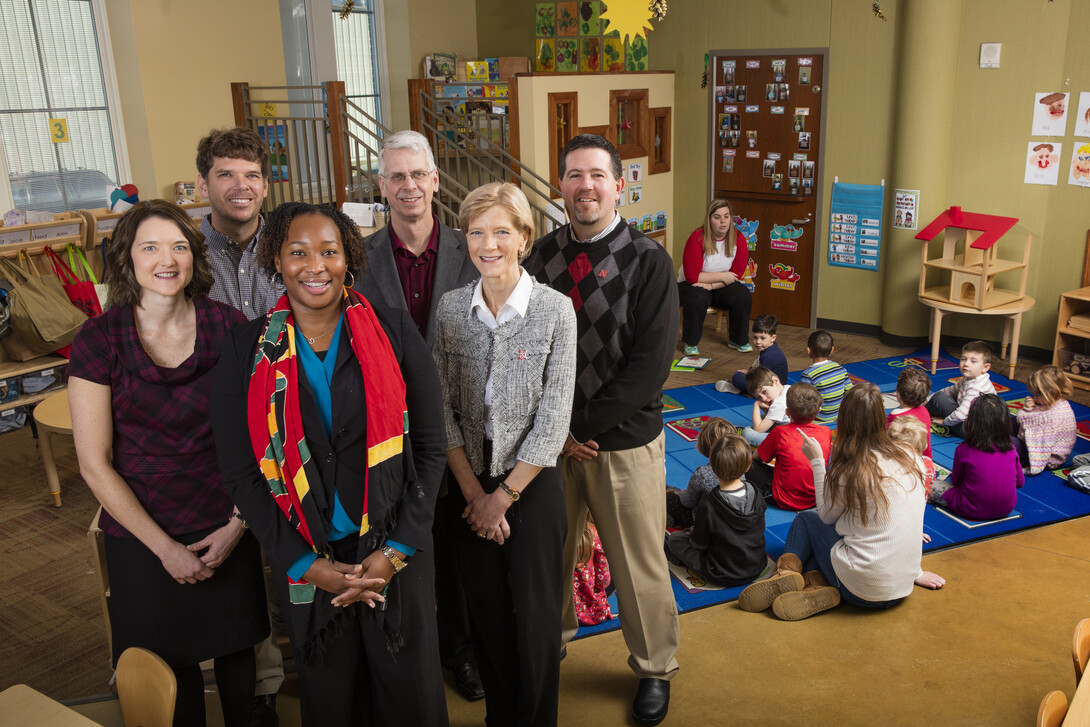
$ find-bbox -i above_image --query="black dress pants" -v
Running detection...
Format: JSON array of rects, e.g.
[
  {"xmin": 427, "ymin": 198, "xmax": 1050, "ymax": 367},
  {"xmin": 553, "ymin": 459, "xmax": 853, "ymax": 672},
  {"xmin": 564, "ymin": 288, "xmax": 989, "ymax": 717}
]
[
  {"xmin": 448, "ymin": 447, "xmax": 567, "ymax": 727},
  {"xmin": 677, "ymin": 280, "xmax": 752, "ymax": 347}
]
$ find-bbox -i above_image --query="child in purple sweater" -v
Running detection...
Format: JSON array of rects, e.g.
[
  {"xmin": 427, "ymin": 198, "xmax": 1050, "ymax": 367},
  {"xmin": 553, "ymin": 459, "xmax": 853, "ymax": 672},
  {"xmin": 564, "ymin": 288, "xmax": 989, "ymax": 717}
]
[{"xmin": 929, "ymin": 394, "xmax": 1023, "ymax": 520}]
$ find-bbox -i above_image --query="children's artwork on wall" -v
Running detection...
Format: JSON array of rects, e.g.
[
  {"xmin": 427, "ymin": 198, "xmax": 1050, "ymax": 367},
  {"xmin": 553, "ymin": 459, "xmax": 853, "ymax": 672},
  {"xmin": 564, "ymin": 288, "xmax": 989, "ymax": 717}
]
[
  {"xmin": 762, "ymin": 159, "xmax": 774, "ymax": 177},
  {"xmin": 735, "ymin": 85, "xmax": 747, "ymax": 103},
  {"xmin": 722, "ymin": 149, "xmax": 734, "ymax": 173},
  {"xmin": 580, "ymin": 37, "xmax": 601, "ymax": 71},
  {"xmin": 787, "ymin": 160, "xmax": 800, "ymax": 178},
  {"xmin": 640, "ymin": 213, "xmax": 653, "ymax": 231},
  {"xmin": 798, "ymin": 132, "xmax": 811, "ymax": 150},
  {"xmin": 799, "ymin": 66, "xmax": 811, "ymax": 85},
  {"xmin": 1025, "ymin": 141, "xmax": 1061, "ymax": 185},
  {"xmin": 628, "ymin": 184, "xmax": 642, "ymax": 204},
  {"xmin": 536, "ymin": 3, "xmax": 557, "ymax": 36},
  {"xmin": 771, "ymin": 173, "xmax": 783, "ymax": 191},
  {"xmin": 1032, "ymin": 92, "xmax": 1068, "ymax": 136},
  {"xmin": 715, "ymin": 86, "xmax": 726, "ymax": 104},
  {"xmin": 722, "ymin": 60, "xmax": 735, "ymax": 84},
  {"xmin": 655, "ymin": 210, "xmax": 667, "ymax": 229},
  {"xmin": 579, "ymin": 1, "xmax": 602, "ymax": 35},
  {"xmin": 603, "ymin": 37, "xmax": 624, "ymax": 71},
  {"xmin": 557, "ymin": 2, "xmax": 578, "ymax": 35},
  {"xmin": 625, "ymin": 36, "xmax": 648, "ymax": 71},
  {"xmin": 1075, "ymin": 93, "xmax": 1090, "ymax": 138},
  {"xmin": 1069, "ymin": 143, "xmax": 1090, "ymax": 188},
  {"xmin": 555, "ymin": 38, "xmax": 578, "ymax": 72},
  {"xmin": 628, "ymin": 162, "xmax": 643, "ymax": 182},
  {"xmin": 536, "ymin": 39, "xmax": 555, "ymax": 71}
]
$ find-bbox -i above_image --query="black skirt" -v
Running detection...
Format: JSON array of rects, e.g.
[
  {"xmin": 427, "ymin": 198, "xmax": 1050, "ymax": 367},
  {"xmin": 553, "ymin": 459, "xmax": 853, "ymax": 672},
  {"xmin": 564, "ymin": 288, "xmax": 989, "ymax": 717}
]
[{"xmin": 104, "ymin": 525, "xmax": 270, "ymax": 666}]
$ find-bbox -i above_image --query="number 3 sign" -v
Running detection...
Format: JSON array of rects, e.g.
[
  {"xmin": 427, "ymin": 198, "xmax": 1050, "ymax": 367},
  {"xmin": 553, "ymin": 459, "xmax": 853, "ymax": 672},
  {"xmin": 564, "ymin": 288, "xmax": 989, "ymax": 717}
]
[{"xmin": 48, "ymin": 118, "xmax": 69, "ymax": 143}]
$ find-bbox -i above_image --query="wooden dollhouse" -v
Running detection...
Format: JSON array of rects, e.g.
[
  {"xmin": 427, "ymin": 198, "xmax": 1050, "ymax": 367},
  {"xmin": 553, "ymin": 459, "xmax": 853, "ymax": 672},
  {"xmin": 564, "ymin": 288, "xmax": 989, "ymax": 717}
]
[{"xmin": 915, "ymin": 206, "xmax": 1030, "ymax": 310}]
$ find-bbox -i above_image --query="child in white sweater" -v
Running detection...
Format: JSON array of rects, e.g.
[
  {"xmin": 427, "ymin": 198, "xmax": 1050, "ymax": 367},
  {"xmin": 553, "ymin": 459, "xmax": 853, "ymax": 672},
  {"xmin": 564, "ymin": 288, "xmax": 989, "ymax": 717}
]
[{"xmin": 738, "ymin": 383, "xmax": 945, "ymax": 620}]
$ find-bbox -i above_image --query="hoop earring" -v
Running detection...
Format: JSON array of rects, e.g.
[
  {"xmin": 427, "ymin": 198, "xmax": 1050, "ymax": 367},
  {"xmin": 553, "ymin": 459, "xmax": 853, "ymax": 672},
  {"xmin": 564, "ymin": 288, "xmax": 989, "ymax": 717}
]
[
  {"xmin": 272, "ymin": 272, "xmax": 283, "ymax": 286},
  {"xmin": 345, "ymin": 270, "xmax": 356, "ymax": 288}
]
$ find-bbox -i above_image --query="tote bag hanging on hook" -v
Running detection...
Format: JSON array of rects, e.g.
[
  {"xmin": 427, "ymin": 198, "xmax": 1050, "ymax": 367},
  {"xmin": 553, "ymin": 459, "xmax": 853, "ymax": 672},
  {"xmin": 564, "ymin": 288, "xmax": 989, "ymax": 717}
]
[{"xmin": 0, "ymin": 252, "xmax": 88, "ymax": 361}]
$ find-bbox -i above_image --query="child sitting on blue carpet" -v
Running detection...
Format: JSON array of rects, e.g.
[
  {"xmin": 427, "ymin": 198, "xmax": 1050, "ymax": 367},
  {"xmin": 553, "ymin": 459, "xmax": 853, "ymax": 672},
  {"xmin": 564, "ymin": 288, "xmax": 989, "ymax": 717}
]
[
  {"xmin": 665, "ymin": 433, "xmax": 768, "ymax": 588},
  {"xmin": 800, "ymin": 330, "xmax": 848, "ymax": 426},
  {"xmin": 1012, "ymin": 365, "xmax": 1077, "ymax": 476},
  {"xmin": 738, "ymin": 383, "xmax": 944, "ymax": 621},
  {"xmin": 716, "ymin": 314, "xmax": 788, "ymax": 395},
  {"xmin": 887, "ymin": 367, "xmax": 933, "ymax": 459},
  {"xmin": 666, "ymin": 417, "xmax": 735, "ymax": 528},
  {"xmin": 746, "ymin": 383, "xmax": 832, "ymax": 510},
  {"xmin": 926, "ymin": 340, "xmax": 996, "ymax": 438},
  {"xmin": 929, "ymin": 394, "xmax": 1023, "ymax": 521},
  {"xmin": 740, "ymin": 367, "xmax": 791, "ymax": 446}
]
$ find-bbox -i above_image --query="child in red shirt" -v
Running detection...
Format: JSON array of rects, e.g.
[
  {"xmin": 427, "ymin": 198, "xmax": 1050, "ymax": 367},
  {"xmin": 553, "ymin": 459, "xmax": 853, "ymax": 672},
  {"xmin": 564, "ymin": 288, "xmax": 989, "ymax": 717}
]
[
  {"xmin": 746, "ymin": 383, "xmax": 833, "ymax": 510},
  {"xmin": 886, "ymin": 367, "xmax": 932, "ymax": 459}
]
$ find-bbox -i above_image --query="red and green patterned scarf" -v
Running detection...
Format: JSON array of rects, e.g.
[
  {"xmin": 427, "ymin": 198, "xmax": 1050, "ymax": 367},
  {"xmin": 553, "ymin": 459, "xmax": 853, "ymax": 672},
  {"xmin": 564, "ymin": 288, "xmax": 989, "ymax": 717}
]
[{"xmin": 246, "ymin": 287, "xmax": 407, "ymax": 605}]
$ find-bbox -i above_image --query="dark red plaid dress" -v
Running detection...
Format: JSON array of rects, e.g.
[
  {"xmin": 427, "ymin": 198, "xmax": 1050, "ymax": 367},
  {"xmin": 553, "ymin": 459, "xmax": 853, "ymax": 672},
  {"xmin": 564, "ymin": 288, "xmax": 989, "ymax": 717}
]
[
  {"xmin": 69, "ymin": 297, "xmax": 246, "ymax": 538},
  {"xmin": 68, "ymin": 297, "xmax": 268, "ymax": 665}
]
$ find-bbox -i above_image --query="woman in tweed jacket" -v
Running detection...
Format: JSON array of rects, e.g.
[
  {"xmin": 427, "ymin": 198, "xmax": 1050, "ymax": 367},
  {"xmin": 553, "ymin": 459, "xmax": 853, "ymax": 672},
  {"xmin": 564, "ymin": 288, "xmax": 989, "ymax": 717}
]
[{"xmin": 433, "ymin": 182, "xmax": 576, "ymax": 727}]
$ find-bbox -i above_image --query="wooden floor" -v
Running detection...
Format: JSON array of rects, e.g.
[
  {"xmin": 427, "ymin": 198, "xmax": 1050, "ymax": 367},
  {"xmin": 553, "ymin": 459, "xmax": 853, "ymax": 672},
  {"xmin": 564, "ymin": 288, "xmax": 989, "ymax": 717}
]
[{"xmin": 45, "ymin": 323, "xmax": 1090, "ymax": 725}]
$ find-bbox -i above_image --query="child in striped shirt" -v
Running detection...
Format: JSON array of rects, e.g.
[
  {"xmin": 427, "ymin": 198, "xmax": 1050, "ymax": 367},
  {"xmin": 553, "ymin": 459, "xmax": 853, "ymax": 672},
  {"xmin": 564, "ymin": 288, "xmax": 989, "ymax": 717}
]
[{"xmin": 800, "ymin": 330, "xmax": 848, "ymax": 426}]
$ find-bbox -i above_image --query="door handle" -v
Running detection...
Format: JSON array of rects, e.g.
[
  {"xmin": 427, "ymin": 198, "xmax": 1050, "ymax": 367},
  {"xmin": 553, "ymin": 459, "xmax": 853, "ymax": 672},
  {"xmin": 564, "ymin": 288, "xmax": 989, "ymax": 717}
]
[{"xmin": 791, "ymin": 218, "xmax": 811, "ymax": 226}]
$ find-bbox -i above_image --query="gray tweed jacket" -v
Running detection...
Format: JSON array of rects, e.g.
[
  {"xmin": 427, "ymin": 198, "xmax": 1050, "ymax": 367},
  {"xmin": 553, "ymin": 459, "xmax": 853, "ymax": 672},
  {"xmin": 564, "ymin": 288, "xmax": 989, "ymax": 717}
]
[{"xmin": 433, "ymin": 278, "xmax": 576, "ymax": 477}]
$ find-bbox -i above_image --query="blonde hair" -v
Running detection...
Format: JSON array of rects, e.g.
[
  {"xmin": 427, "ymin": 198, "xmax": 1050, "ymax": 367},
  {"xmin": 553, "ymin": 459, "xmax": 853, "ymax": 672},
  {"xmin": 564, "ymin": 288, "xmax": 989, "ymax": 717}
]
[
  {"xmin": 701, "ymin": 198, "xmax": 738, "ymax": 258},
  {"xmin": 1027, "ymin": 365, "xmax": 1073, "ymax": 409},
  {"xmin": 888, "ymin": 415, "xmax": 928, "ymax": 455},
  {"xmin": 696, "ymin": 417, "xmax": 733, "ymax": 457},
  {"xmin": 576, "ymin": 517, "xmax": 597, "ymax": 566},
  {"xmin": 458, "ymin": 182, "xmax": 536, "ymax": 259},
  {"xmin": 827, "ymin": 383, "xmax": 923, "ymax": 528}
]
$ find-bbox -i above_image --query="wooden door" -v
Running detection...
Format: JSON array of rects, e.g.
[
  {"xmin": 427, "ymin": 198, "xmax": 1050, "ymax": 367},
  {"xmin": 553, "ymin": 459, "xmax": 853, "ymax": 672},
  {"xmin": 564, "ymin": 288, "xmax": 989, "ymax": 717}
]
[{"xmin": 709, "ymin": 51, "xmax": 825, "ymax": 328}]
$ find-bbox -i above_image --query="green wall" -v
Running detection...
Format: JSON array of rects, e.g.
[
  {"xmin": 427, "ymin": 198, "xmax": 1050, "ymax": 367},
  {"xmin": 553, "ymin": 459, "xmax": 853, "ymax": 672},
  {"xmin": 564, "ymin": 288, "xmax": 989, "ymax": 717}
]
[{"xmin": 475, "ymin": 0, "xmax": 1090, "ymax": 353}]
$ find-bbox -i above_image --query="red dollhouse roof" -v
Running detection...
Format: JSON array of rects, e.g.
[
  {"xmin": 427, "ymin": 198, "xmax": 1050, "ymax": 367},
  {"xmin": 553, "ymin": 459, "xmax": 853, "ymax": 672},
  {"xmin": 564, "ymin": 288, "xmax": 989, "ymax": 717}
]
[{"xmin": 914, "ymin": 206, "xmax": 1019, "ymax": 249}]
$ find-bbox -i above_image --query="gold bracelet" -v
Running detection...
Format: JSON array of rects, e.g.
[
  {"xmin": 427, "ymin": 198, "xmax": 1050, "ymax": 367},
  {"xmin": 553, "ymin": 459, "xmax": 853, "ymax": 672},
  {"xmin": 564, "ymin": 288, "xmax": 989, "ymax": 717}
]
[{"xmin": 381, "ymin": 546, "xmax": 408, "ymax": 573}]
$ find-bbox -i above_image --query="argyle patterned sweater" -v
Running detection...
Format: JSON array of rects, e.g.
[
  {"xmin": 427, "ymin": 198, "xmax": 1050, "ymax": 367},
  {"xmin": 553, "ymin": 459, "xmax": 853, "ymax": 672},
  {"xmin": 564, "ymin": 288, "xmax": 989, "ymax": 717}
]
[{"xmin": 524, "ymin": 221, "xmax": 678, "ymax": 451}]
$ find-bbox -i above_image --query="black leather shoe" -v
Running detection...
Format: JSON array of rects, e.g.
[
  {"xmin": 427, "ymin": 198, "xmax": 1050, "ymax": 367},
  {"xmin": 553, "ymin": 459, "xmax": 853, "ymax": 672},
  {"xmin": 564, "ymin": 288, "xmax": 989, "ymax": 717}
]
[
  {"xmin": 632, "ymin": 678, "xmax": 670, "ymax": 726},
  {"xmin": 449, "ymin": 661, "xmax": 485, "ymax": 701},
  {"xmin": 251, "ymin": 693, "xmax": 279, "ymax": 727}
]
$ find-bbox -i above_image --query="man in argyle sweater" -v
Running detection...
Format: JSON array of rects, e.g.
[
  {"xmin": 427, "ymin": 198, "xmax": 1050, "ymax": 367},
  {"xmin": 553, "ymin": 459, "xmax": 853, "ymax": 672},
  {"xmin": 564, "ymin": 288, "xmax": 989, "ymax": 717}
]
[{"xmin": 523, "ymin": 134, "xmax": 680, "ymax": 727}]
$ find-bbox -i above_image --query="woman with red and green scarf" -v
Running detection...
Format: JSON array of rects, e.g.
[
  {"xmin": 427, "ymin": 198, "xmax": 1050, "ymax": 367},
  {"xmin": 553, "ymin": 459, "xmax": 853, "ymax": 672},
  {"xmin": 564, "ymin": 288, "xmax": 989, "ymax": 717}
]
[{"xmin": 212, "ymin": 202, "xmax": 448, "ymax": 726}]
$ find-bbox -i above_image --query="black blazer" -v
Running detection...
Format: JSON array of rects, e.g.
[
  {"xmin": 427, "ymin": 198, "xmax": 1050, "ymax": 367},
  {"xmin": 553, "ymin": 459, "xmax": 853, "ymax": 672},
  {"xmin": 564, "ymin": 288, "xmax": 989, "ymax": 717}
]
[
  {"xmin": 354, "ymin": 221, "xmax": 479, "ymax": 349},
  {"xmin": 211, "ymin": 302, "xmax": 446, "ymax": 575}
]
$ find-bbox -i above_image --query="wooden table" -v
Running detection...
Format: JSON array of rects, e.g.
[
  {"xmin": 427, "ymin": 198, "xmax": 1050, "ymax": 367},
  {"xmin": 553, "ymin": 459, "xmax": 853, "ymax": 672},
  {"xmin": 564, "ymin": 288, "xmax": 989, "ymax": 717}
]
[
  {"xmin": 33, "ymin": 390, "xmax": 73, "ymax": 508},
  {"xmin": 0, "ymin": 684, "xmax": 101, "ymax": 726},
  {"xmin": 919, "ymin": 293, "xmax": 1036, "ymax": 379},
  {"xmin": 1065, "ymin": 675, "xmax": 1090, "ymax": 724}
]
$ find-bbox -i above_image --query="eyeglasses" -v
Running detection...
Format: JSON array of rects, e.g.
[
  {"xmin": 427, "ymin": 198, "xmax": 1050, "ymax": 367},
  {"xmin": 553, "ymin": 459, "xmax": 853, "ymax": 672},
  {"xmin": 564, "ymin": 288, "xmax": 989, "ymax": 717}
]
[{"xmin": 381, "ymin": 170, "xmax": 433, "ymax": 185}]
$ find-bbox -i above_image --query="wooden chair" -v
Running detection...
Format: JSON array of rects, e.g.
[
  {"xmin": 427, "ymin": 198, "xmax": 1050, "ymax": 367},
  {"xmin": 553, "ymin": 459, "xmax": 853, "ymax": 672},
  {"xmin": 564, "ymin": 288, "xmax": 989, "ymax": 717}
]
[
  {"xmin": 1073, "ymin": 617, "xmax": 1090, "ymax": 684},
  {"xmin": 1036, "ymin": 690, "xmax": 1068, "ymax": 727},
  {"xmin": 87, "ymin": 507, "xmax": 112, "ymax": 660},
  {"xmin": 116, "ymin": 647, "xmax": 177, "ymax": 727}
]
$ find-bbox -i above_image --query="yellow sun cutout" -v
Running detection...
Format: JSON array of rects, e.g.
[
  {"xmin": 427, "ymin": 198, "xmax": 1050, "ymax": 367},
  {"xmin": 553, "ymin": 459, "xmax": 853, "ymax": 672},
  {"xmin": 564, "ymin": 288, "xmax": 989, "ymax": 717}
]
[{"xmin": 600, "ymin": 0, "xmax": 655, "ymax": 42}]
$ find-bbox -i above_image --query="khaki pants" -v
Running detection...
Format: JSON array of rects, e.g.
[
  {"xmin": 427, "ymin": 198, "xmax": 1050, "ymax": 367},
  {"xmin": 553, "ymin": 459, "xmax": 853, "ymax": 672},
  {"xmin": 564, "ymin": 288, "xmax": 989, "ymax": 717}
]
[{"xmin": 560, "ymin": 432, "xmax": 680, "ymax": 680}]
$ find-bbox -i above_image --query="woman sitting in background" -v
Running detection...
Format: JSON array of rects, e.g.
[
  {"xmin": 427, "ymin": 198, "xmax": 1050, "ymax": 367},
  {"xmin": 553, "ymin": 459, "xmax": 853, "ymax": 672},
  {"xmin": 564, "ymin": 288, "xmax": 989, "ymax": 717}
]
[
  {"xmin": 677, "ymin": 198, "xmax": 753, "ymax": 356},
  {"xmin": 433, "ymin": 182, "xmax": 577, "ymax": 726},
  {"xmin": 211, "ymin": 202, "xmax": 448, "ymax": 726},
  {"xmin": 69, "ymin": 200, "xmax": 268, "ymax": 727}
]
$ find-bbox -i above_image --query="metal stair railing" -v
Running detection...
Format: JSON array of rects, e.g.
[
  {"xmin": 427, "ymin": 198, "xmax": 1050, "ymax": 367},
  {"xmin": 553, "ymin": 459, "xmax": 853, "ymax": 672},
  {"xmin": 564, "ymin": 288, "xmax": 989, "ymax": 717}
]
[{"xmin": 415, "ymin": 86, "xmax": 567, "ymax": 235}]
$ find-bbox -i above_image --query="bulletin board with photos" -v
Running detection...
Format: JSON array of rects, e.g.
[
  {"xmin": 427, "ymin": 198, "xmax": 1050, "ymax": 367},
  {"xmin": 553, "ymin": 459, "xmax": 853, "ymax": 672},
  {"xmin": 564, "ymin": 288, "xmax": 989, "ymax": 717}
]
[{"xmin": 706, "ymin": 51, "xmax": 826, "ymax": 328}]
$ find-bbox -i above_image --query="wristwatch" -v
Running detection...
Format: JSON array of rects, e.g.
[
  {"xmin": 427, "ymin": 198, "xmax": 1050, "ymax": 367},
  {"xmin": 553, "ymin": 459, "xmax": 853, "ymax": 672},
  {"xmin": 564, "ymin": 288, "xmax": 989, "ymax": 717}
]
[
  {"xmin": 381, "ymin": 546, "xmax": 408, "ymax": 573},
  {"xmin": 499, "ymin": 481, "xmax": 520, "ymax": 502}
]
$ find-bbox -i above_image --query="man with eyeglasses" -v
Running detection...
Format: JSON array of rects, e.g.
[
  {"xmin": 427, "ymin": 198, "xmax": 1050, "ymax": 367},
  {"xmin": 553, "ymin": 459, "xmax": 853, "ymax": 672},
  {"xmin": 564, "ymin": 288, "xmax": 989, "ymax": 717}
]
[{"xmin": 355, "ymin": 130, "xmax": 482, "ymax": 701}]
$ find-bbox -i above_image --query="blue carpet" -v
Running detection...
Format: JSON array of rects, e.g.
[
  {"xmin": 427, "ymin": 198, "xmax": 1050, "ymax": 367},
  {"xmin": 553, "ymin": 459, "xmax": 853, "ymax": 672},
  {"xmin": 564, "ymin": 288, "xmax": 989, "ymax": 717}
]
[{"xmin": 574, "ymin": 347, "xmax": 1090, "ymax": 639}]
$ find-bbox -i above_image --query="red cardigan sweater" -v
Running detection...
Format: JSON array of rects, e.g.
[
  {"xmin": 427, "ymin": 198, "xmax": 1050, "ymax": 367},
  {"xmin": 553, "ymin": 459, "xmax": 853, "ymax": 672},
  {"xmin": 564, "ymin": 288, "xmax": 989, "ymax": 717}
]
[{"xmin": 680, "ymin": 224, "xmax": 749, "ymax": 284}]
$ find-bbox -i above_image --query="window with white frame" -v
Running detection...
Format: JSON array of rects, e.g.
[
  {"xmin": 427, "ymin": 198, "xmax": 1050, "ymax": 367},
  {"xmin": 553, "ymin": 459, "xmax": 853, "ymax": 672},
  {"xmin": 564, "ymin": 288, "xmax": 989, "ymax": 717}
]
[{"xmin": 0, "ymin": 0, "xmax": 127, "ymax": 213}]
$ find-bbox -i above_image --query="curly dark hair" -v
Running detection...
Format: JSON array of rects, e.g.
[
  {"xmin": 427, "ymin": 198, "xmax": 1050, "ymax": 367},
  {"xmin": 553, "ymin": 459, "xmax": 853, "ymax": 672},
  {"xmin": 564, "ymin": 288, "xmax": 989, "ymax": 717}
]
[
  {"xmin": 196, "ymin": 127, "xmax": 269, "ymax": 180},
  {"xmin": 258, "ymin": 202, "xmax": 368, "ymax": 279},
  {"xmin": 104, "ymin": 199, "xmax": 214, "ymax": 307}
]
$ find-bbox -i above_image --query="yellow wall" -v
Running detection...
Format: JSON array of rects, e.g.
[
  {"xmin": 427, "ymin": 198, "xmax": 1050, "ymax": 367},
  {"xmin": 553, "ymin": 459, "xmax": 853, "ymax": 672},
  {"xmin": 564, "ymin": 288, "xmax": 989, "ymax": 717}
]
[
  {"xmin": 480, "ymin": 0, "xmax": 1088, "ymax": 352},
  {"xmin": 105, "ymin": 0, "xmax": 287, "ymax": 200},
  {"xmin": 515, "ymin": 72, "xmax": 675, "ymax": 250}
]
